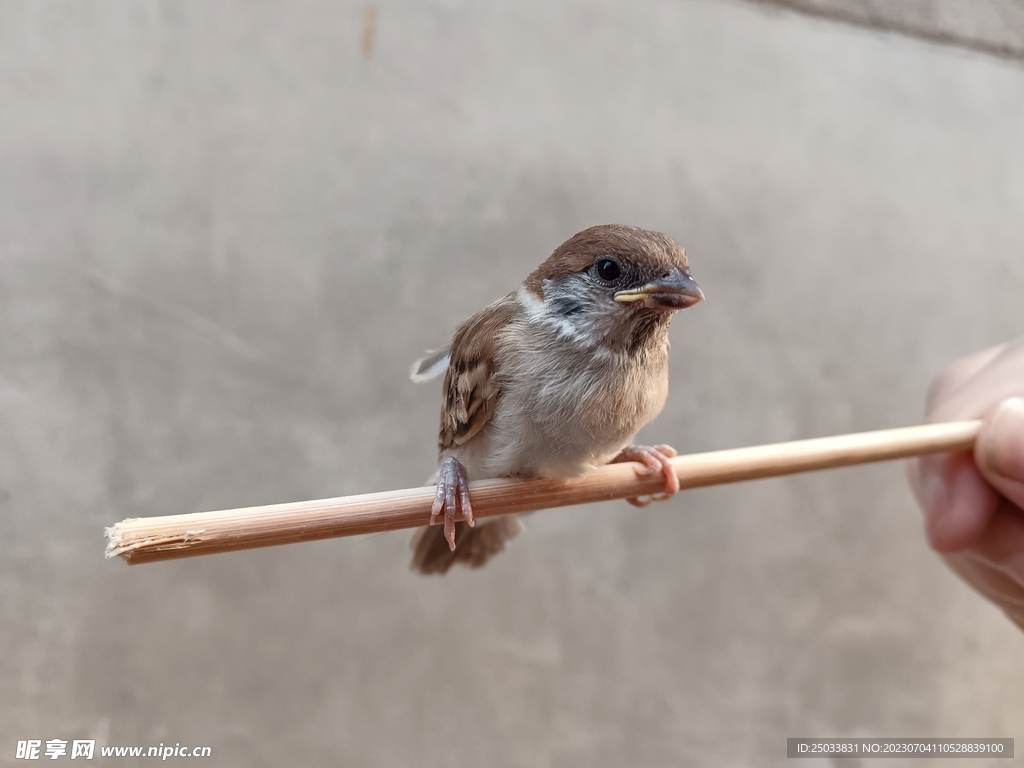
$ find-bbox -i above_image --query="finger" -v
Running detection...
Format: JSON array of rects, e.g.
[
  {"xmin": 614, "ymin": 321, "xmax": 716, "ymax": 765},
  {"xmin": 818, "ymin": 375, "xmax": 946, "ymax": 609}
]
[
  {"xmin": 912, "ymin": 451, "xmax": 999, "ymax": 553},
  {"xmin": 944, "ymin": 551, "xmax": 1024, "ymax": 613},
  {"xmin": 925, "ymin": 343, "xmax": 1008, "ymax": 418},
  {"xmin": 1006, "ymin": 609, "xmax": 1024, "ymax": 631},
  {"xmin": 942, "ymin": 503, "xmax": 1024, "ymax": 608},
  {"xmin": 975, "ymin": 397, "xmax": 1024, "ymax": 511},
  {"xmin": 930, "ymin": 340, "xmax": 1024, "ymax": 423}
]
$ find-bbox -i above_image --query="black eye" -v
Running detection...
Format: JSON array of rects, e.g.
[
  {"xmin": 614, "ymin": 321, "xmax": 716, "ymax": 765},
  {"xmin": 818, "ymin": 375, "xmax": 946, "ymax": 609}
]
[{"xmin": 595, "ymin": 258, "xmax": 621, "ymax": 281}]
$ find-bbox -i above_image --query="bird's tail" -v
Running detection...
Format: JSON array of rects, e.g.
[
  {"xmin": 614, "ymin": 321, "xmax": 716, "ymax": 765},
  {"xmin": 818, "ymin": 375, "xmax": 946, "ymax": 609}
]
[{"xmin": 409, "ymin": 515, "xmax": 522, "ymax": 575}]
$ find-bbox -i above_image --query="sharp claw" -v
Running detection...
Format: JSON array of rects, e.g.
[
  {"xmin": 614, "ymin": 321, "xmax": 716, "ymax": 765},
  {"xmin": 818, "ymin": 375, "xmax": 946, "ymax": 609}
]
[
  {"xmin": 657, "ymin": 453, "xmax": 679, "ymax": 497},
  {"xmin": 627, "ymin": 496, "xmax": 653, "ymax": 508},
  {"xmin": 459, "ymin": 481, "xmax": 474, "ymax": 527},
  {"xmin": 432, "ymin": 456, "xmax": 472, "ymax": 551},
  {"xmin": 444, "ymin": 465, "xmax": 457, "ymax": 551},
  {"xmin": 430, "ymin": 483, "xmax": 445, "ymax": 526}
]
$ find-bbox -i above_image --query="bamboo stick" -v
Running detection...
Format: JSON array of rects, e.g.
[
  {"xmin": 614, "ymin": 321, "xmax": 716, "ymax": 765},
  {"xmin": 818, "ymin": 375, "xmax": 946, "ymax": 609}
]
[{"xmin": 105, "ymin": 420, "xmax": 981, "ymax": 565}]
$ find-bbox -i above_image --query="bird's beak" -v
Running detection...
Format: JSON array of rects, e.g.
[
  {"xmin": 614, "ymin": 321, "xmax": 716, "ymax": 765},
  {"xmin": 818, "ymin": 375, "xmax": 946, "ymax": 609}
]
[{"xmin": 614, "ymin": 268, "xmax": 704, "ymax": 310}]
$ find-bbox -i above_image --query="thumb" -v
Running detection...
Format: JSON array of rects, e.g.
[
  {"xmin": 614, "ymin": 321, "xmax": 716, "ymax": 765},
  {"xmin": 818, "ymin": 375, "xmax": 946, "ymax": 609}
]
[{"xmin": 975, "ymin": 397, "xmax": 1024, "ymax": 510}]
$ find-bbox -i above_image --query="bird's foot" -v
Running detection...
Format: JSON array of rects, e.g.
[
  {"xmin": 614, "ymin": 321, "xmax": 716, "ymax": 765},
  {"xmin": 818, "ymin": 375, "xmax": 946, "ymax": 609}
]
[
  {"xmin": 431, "ymin": 456, "xmax": 475, "ymax": 550},
  {"xmin": 612, "ymin": 444, "xmax": 679, "ymax": 507}
]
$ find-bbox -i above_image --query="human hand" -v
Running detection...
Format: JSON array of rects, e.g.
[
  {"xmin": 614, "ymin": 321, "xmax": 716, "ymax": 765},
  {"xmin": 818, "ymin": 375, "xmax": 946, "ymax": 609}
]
[{"xmin": 907, "ymin": 337, "xmax": 1024, "ymax": 630}]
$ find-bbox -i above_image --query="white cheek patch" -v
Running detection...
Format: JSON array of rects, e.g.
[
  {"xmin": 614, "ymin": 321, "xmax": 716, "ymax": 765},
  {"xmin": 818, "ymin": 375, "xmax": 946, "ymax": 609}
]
[{"xmin": 517, "ymin": 284, "xmax": 600, "ymax": 347}]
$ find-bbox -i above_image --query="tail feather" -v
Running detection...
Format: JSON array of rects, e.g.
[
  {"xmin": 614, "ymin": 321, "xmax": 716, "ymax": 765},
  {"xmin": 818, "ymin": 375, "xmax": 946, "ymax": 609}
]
[
  {"xmin": 410, "ymin": 515, "xmax": 522, "ymax": 575},
  {"xmin": 410, "ymin": 348, "xmax": 450, "ymax": 382}
]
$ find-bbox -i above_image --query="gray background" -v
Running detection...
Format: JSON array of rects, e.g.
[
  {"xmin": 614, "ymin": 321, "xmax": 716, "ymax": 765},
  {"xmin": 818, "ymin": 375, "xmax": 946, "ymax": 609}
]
[
  {"xmin": 750, "ymin": 0, "xmax": 1024, "ymax": 59},
  {"xmin": 2, "ymin": 1, "xmax": 1023, "ymax": 766}
]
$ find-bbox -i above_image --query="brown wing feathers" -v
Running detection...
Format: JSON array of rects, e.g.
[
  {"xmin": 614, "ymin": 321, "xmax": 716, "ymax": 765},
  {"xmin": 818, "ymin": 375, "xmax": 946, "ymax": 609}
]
[{"xmin": 438, "ymin": 296, "xmax": 515, "ymax": 452}]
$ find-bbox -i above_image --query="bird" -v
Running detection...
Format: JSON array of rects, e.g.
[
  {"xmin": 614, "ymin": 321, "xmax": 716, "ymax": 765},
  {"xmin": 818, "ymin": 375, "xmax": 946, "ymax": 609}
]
[{"xmin": 408, "ymin": 224, "xmax": 703, "ymax": 574}]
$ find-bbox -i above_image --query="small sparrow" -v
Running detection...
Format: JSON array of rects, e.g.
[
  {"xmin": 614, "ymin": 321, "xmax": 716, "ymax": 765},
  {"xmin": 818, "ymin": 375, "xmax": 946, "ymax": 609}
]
[{"xmin": 409, "ymin": 224, "xmax": 703, "ymax": 574}]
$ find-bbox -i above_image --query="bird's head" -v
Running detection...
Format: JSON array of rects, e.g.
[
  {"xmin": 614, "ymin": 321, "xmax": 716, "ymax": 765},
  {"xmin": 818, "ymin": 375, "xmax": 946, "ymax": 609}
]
[{"xmin": 521, "ymin": 224, "xmax": 703, "ymax": 352}]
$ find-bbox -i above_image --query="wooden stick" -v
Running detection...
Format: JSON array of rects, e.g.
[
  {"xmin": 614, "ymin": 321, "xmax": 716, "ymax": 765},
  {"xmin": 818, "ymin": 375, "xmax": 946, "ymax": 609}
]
[{"xmin": 105, "ymin": 420, "xmax": 980, "ymax": 565}]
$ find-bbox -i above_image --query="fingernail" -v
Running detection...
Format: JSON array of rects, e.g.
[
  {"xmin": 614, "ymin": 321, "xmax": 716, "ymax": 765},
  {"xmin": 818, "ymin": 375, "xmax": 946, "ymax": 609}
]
[{"xmin": 983, "ymin": 398, "xmax": 1024, "ymax": 481}]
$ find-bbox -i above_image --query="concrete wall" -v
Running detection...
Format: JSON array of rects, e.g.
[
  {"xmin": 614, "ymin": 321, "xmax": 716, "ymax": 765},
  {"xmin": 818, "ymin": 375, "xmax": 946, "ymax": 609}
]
[
  {"xmin": 750, "ymin": 0, "xmax": 1024, "ymax": 60},
  {"xmin": 2, "ymin": 1, "xmax": 1023, "ymax": 765}
]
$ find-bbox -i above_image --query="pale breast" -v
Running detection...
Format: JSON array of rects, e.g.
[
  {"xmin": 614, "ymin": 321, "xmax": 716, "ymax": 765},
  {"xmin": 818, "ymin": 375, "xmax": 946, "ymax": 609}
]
[{"xmin": 473, "ymin": 326, "xmax": 670, "ymax": 479}]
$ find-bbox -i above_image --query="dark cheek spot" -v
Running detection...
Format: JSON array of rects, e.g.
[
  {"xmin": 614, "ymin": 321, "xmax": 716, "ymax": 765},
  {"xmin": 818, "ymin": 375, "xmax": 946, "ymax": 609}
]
[{"xmin": 552, "ymin": 296, "xmax": 584, "ymax": 316}]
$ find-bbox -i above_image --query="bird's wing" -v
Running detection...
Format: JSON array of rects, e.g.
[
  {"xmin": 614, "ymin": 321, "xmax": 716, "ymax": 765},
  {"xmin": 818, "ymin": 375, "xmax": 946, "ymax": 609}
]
[{"xmin": 438, "ymin": 294, "xmax": 517, "ymax": 451}]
